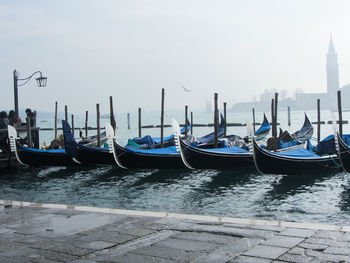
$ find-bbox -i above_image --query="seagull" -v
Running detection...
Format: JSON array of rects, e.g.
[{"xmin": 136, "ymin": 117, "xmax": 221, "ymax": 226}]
[{"xmin": 182, "ymin": 85, "xmax": 191, "ymax": 92}]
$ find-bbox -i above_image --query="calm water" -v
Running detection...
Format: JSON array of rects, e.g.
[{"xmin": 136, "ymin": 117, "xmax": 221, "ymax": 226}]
[{"xmin": 1, "ymin": 109, "xmax": 350, "ymax": 226}]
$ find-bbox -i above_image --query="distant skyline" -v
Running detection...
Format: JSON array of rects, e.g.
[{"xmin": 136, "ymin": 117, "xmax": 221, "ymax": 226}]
[{"xmin": 1, "ymin": 0, "xmax": 350, "ymax": 115}]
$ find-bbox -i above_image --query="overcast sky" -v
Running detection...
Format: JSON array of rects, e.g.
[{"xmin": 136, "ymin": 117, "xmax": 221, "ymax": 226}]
[{"xmin": 1, "ymin": 0, "xmax": 350, "ymax": 115}]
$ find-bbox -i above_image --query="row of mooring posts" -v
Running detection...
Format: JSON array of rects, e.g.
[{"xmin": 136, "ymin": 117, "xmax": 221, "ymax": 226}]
[{"xmin": 52, "ymin": 89, "xmax": 346, "ymax": 150}]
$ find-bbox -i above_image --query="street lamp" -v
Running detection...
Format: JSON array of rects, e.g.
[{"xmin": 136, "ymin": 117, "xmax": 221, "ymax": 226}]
[{"xmin": 13, "ymin": 69, "xmax": 47, "ymax": 118}]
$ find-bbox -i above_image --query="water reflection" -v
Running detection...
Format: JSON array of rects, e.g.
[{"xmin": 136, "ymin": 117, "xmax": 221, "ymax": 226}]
[{"xmin": 1, "ymin": 166, "xmax": 350, "ymax": 225}]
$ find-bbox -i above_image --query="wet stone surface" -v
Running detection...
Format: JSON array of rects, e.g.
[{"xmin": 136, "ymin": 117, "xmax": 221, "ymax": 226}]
[{"xmin": 1, "ymin": 203, "xmax": 350, "ymax": 262}]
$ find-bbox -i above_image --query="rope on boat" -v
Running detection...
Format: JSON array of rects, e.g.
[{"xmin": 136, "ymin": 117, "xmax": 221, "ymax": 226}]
[{"xmin": 329, "ymin": 155, "xmax": 342, "ymax": 167}]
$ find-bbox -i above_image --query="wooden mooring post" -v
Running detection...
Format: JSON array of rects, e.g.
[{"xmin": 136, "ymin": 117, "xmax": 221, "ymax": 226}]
[
  {"xmin": 271, "ymin": 98, "xmax": 275, "ymax": 138},
  {"xmin": 185, "ymin": 105, "xmax": 188, "ymax": 135},
  {"xmin": 274, "ymin": 93, "xmax": 278, "ymax": 152},
  {"xmin": 71, "ymin": 114, "xmax": 75, "ymax": 138},
  {"xmin": 338, "ymin": 90, "xmax": 343, "ymax": 137},
  {"xmin": 190, "ymin": 111, "xmax": 193, "ymax": 135},
  {"xmin": 85, "ymin": 111, "xmax": 88, "ymax": 138},
  {"xmin": 160, "ymin": 88, "xmax": 165, "ymax": 148},
  {"xmin": 127, "ymin": 113, "xmax": 130, "ymax": 130},
  {"xmin": 214, "ymin": 93, "xmax": 218, "ymax": 148},
  {"xmin": 26, "ymin": 117, "xmax": 32, "ymax": 148},
  {"xmin": 287, "ymin": 106, "xmax": 291, "ymax": 126},
  {"xmin": 54, "ymin": 101, "xmax": 58, "ymax": 139},
  {"xmin": 138, "ymin": 107, "xmax": 142, "ymax": 138},
  {"xmin": 252, "ymin": 108, "xmax": 256, "ymax": 133},
  {"xmin": 317, "ymin": 99, "xmax": 321, "ymax": 143},
  {"xmin": 96, "ymin": 104, "xmax": 100, "ymax": 147},
  {"xmin": 109, "ymin": 96, "xmax": 116, "ymax": 132},
  {"xmin": 224, "ymin": 102, "xmax": 227, "ymax": 136},
  {"xmin": 65, "ymin": 105, "xmax": 68, "ymax": 122}
]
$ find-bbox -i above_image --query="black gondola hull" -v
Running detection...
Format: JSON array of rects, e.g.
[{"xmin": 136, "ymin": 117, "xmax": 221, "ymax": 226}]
[
  {"xmin": 253, "ymin": 140, "xmax": 341, "ymax": 175},
  {"xmin": 337, "ymin": 133, "xmax": 350, "ymax": 172},
  {"xmin": 180, "ymin": 140, "xmax": 253, "ymax": 169},
  {"xmin": 76, "ymin": 145, "xmax": 115, "ymax": 165},
  {"xmin": 114, "ymin": 141, "xmax": 186, "ymax": 169},
  {"xmin": 18, "ymin": 148, "xmax": 77, "ymax": 167}
]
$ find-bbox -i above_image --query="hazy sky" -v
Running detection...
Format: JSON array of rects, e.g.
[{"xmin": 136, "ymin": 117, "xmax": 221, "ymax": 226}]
[{"xmin": 1, "ymin": 0, "xmax": 350, "ymax": 115}]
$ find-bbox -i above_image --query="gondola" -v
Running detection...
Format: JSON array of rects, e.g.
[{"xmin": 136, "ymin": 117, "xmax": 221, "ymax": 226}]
[
  {"xmin": 292, "ymin": 113, "xmax": 314, "ymax": 141},
  {"xmin": 172, "ymin": 119, "xmax": 253, "ymax": 169},
  {"xmin": 252, "ymin": 137, "xmax": 341, "ymax": 175},
  {"xmin": 109, "ymin": 115, "xmax": 224, "ymax": 169},
  {"xmin": 128, "ymin": 120, "xmax": 191, "ymax": 148},
  {"xmin": 111, "ymin": 132, "xmax": 185, "ymax": 169},
  {"xmin": 7, "ymin": 125, "xmax": 77, "ymax": 167},
  {"xmin": 254, "ymin": 113, "xmax": 271, "ymax": 140},
  {"xmin": 336, "ymin": 133, "xmax": 350, "ymax": 172},
  {"xmin": 62, "ymin": 120, "xmax": 115, "ymax": 165}
]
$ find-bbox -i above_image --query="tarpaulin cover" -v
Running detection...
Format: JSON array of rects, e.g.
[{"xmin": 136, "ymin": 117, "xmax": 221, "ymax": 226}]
[
  {"xmin": 292, "ymin": 113, "xmax": 314, "ymax": 141},
  {"xmin": 62, "ymin": 120, "xmax": 78, "ymax": 158},
  {"xmin": 197, "ymin": 114, "xmax": 225, "ymax": 144},
  {"xmin": 272, "ymin": 148, "xmax": 321, "ymax": 158},
  {"xmin": 198, "ymin": 146, "xmax": 249, "ymax": 154},
  {"xmin": 124, "ymin": 145, "xmax": 178, "ymax": 155},
  {"xmin": 22, "ymin": 147, "xmax": 66, "ymax": 153},
  {"xmin": 153, "ymin": 124, "xmax": 190, "ymax": 144},
  {"xmin": 255, "ymin": 114, "xmax": 270, "ymax": 136},
  {"xmin": 278, "ymin": 140, "xmax": 301, "ymax": 149}
]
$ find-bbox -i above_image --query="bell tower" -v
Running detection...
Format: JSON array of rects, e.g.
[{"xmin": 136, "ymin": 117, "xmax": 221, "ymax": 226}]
[{"xmin": 326, "ymin": 33, "xmax": 339, "ymax": 101}]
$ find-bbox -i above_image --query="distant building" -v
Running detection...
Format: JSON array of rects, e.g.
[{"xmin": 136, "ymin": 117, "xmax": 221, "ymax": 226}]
[{"xmin": 231, "ymin": 35, "xmax": 341, "ymax": 112}]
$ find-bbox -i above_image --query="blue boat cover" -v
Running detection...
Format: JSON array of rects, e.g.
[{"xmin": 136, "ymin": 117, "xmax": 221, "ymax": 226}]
[
  {"xmin": 152, "ymin": 124, "xmax": 191, "ymax": 144},
  {"xmin": 198, "ymin": 146, "xmax": 249, "ymax": 154},
  {"xmin": 62, "ymin": 120, "xmax": 79, "ymax": 158},
  {"xmin": 278, "ymin": 140, "xmax": 301, "ymax": 149},
  {"xmin": 131, "ymin": 135, "xmax": 156, "ymax": 146},
  {"xmin": 125, "ymin": 145, "xmax": 179, "ymax": 155},
  {"xmin": 197, "ymin": 114, "xmax": 225, "ymax": 144},
  {"xmin": 22, "ymin": 147, "xmax": 66, "ymax": 153},
  {"xmin": 292, "ymin": 113, "xmax": 314, "ymax": 141},
  {"xmin": 272, "ymin": 148, "xmax": 321, "ymax": 158},
  {"xmin": 316, "ymin": 134, "xmax": 350, "ymax": 154},
  {"xmin": 255, "ymin": 114, "xmax": 270, "ymax": 136}
]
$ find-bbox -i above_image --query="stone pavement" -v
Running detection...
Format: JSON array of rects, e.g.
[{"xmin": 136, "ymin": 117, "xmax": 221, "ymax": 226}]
[{"xmin": 1, "ymin": 200, "xmax": 350, "ymax": 263}]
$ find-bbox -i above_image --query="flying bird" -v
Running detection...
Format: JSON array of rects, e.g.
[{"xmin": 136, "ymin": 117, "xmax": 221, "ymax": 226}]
[{"xmin": 182, "ymin": 85, "xmax": 191, "ymax": 92}]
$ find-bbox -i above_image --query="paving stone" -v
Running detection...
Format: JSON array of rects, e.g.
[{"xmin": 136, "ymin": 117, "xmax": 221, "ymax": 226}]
[
  {"xmin": 304, "ymin": 249, "xmax": 322, "ymax": 257},
  {"xmin": 170, "ymin": 223, "xmax": 275, "ymax": 239},
  {"xmin": 243, "ymin": 245, "xmax": 288, "ymax": 259},
  {"xmin": 71, "ymin": 260, "xmax": 99, "ymax": 263},
  {"xmin": 25, "ymin": 248, "xmax": 80, "ymax": 262},
  {"xmin": 314, "ymin": 253, "xmax": 350, "ymax": 262},
  {"xmin": 263, "ymin": 235, "xmax": 304, "ymax": 248},
  {"xmin": 288, "ymin": 247, "xmax": 305, "ymax": 255},
  {"xmin": 304, "ymin": 237, "xmax": 333, "ymax": 246},
  {"xmin": 155, "ymin": 237, "xmax": 220, "ymax": 252},
  {"xmin": 339, "ymin": 232, "xmax": 350, "ymax": 241},
  {"xmin": 249, "ymin": 225, "xmax": 285, "ymax": 232},
  {"xmin": 85, "ymin": 241, "xmax": 116, "ymax": 250},
  {"xmin": 278, "ymin": 253, "xmax": 313, "ymax": 263},
  {"xmin": 131, "ymin": 244, "xmax": 205, "ymax": 262},
  {"xmin": 313, "ymin": 230, "xmax": 345, "ymax": 239},
  {"xmin": 102, "ymin": 252, "xmax": 178, "ymax": 263},
  {"xmin": 298, "ymin": 242, "xmax": 328, "ymax": 250},
  {"xmin": 115, "ymin": 225, "xmax": 155, "ymax": 237},
  {"xmin": 46, "ymin": 242, "xmax": 96, "ymax": 257},
  {"xmin": 323, "ymin": 246, "xmax": 350, "ymax": 255},
  {"xmin": 172, "ymin": 231, "xmax": 240, "ymax": 244},
  {"xmin": 279, "ymin": 228, "xmax": 316, "ymax": 238},
  {"xmin": 192, "ymin": 237, "xmax": 262, "ymax": 263},
  {"xmin": 229, "ymin": 255, "xmax": 272, "ymax": 263}
]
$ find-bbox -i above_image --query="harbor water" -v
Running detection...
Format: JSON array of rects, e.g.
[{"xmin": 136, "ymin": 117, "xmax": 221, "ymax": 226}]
[{"xmin": 1, "ymin": 109, "xmax": 350, "ymax": 226}]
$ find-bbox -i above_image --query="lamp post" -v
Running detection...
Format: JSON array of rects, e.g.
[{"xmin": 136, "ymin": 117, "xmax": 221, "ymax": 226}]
[{"xmin": 13, "ymin": 69, "xmax": 47, "ymax": 118}]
